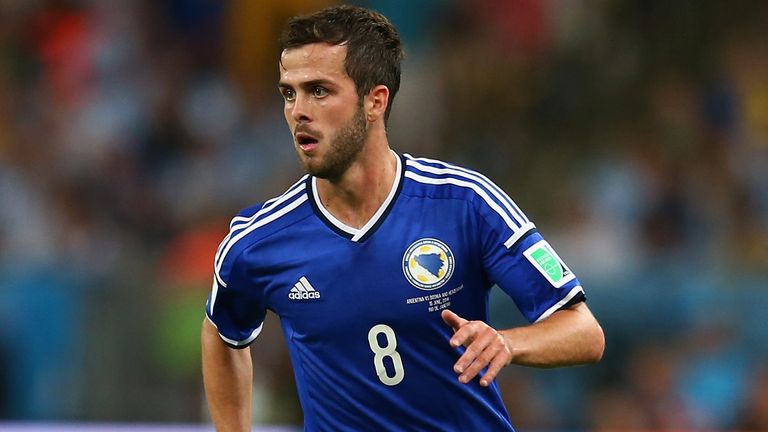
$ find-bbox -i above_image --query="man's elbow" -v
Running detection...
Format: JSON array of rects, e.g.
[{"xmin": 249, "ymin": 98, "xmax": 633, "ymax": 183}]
[
  {"xmin": 585, "ymin": 321, "xmax": 605, "ymax": 363},
  {"xmin": 570, "ymin": 302, "xmax": 605, "ymax": 364}
]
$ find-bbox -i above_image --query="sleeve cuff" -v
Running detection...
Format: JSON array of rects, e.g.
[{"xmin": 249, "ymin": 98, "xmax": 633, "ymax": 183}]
[
  {"xmin": 533, "ymin": 285, "xmax": 586, "ymax": 323},
  {"xmin": 205, "ymin": 314, "xmax": 263, "ymax": 349}
]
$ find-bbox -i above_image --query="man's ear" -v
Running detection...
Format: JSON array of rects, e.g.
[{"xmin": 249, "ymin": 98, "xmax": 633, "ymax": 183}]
[{"xmin": 364, "ymin": 85, "xmax": 390, "ymax": 122}]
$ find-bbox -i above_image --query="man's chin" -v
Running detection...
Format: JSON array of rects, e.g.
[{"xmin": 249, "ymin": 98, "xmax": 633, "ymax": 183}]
[
  {"xmin": 296, "ymin": 151, "xmax": 316, "ymax": 170},
  {"xmin": 302, "ymin": 160, "xmax": 344, "ymax": 180},
  {"xmin": 299, "ymin": 157, "xmax": 327, "ymax": 178}
]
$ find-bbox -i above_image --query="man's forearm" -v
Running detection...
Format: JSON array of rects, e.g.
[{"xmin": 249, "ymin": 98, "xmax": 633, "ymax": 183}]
[
  {"xmin": 202, "ymin": 318, "xmax": 253, "ymax": 432},
  {"xmin": 500, "ymin": 302, "xmax": 604, "ymax": 368}
]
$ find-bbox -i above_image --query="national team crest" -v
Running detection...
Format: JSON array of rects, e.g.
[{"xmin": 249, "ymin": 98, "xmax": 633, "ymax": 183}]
[{"xmin": 402, "ymin": 238, "xmax": 455, "ymax": 290}]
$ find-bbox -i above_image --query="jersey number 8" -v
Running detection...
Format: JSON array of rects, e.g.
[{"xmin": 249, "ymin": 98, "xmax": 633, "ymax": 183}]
[{"xmin": 367, "ymin": 324, "xmax": 405, "ymax": 386}]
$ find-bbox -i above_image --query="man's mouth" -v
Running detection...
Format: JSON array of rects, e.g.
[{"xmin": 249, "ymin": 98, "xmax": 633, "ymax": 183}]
[{"xmin": 296, "ymin": 132, "xmax": 319, "ymax": 151}]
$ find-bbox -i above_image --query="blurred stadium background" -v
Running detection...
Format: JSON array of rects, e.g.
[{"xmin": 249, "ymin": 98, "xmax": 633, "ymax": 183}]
[{"xmin": 1, "ymin": 0, "xmax": 767, "ymax": 430}]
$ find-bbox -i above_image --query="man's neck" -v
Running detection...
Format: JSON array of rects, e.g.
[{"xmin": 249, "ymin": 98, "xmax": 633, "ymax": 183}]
[{"xmin": 315, "ymin": 142, "xmax": 397, "ymax": 230}]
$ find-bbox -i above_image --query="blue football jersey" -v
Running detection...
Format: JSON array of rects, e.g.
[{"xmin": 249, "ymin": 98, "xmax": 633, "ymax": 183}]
[{"xmin": 206, "ymin": 153, "xmax": 585, "ymax": 431}]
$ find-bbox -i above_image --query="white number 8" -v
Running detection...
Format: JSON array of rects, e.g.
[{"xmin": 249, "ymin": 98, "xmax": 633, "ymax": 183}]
[{"xmin": 367, "ymin": 324, "xmax": 405, "ymax": 386}]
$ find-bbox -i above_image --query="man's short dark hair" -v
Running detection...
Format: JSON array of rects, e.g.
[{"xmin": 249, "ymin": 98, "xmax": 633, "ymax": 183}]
[{"xmin": 280, "ymin": 5, "xmax": 404, "ymax": 122}]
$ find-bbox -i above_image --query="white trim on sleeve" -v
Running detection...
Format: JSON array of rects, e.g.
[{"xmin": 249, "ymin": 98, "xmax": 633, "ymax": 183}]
[
  {"xmin": 205, "ymin": 315, "xmax": 263, "ymax": 347},
  {"xmin": 533, "ymin": 285, "xmax": 584, "ymax": 323}
]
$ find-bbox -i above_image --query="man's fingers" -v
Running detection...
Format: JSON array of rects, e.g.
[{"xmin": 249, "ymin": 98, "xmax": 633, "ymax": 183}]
[
  {"xmin": 479, "ymin": 354, "xmax": 509, "ymax": 387},
  {"xmin": 443, "ymin": 311, "xmax": 513, "ymax": 386},
  {"xmin": 454, "ymin": 328, "xmax": 497, "ymax": 380},
  {"xmin": 442, "ymin": 310, "xmax": 477, "ymax": 348},
  {"xmin": 460, "ymin": 342, "xmax": 501, "ymax": 384},
  {"xmin": 448, "ymin": 320, "xmax": 479, "ymax": 348},
  {"xmin": 441, "ymin": 309, "xmax": 468, "ymax": 333}
]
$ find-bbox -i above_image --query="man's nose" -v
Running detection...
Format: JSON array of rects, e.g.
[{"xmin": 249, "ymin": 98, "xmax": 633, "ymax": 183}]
[{"xmin": 291, "ymin": 94, "xmax": 312, "ymax": 123}]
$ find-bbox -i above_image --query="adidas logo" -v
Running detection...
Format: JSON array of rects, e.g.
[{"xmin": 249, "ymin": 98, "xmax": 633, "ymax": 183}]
[{"xmin": 289, "ymin": 276, "xmax": 321, "ymax": 300}]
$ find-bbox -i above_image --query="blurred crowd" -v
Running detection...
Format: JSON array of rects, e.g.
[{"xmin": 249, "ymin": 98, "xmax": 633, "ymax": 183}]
[{"xmin": 1, "ymin": 0, "xmax": 767, "ymax": 430}]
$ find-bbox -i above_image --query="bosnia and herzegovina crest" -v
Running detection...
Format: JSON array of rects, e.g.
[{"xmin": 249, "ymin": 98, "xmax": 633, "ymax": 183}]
[{"xmin": 402, "ymin": 238, "xmax": 455, "ymax": 290}]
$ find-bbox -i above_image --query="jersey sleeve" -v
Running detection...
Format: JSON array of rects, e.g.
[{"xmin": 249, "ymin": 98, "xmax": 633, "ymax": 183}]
[
  {"xmin": 205, "ymin": 209, "xmax": 268, "ymax": 348},
  {"xmin": 473, "ymin": 194, "xmax": 585, "ymax": 323}
]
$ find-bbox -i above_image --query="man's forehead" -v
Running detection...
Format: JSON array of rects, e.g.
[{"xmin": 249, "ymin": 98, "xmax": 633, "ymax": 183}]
[{"xmin": 279, "ymin": 43, "xmax": 347, "ymax": 72}]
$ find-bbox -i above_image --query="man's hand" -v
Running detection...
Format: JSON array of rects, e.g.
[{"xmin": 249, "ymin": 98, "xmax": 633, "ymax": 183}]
[{"xmin": 441, "ymin": 309, "xmax": 512, "ymax": 387}]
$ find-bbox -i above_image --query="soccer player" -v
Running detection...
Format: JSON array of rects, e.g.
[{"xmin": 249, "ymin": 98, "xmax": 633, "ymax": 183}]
[{"xmin": 202, "ymin": 5, "xmax": 604, "ymax": 431}]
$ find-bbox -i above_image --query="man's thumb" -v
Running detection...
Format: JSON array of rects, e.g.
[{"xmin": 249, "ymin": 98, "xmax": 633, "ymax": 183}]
[{"xmin": 441, "ymin": 309, "xmax": 467, "ymax": 331}]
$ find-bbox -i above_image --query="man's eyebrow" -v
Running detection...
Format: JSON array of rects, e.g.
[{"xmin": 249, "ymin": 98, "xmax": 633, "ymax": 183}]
[{"xmin": 278, "ymin": 79, "xmax": 336, "ymax": 90}]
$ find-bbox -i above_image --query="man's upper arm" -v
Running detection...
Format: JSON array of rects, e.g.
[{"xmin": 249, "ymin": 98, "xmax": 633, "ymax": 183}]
[
  {"xmin": 473, "ymin": 195, "xmax": 586, "ymax": 323},
  {"xmin": 206, "ymin": 241, "xmax": 267, "ymax": 349}
]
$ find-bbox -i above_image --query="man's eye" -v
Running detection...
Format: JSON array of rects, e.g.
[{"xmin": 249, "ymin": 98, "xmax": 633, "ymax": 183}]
[
  {"xmin": 313, "ymin": 87, "xmax": 328, "ymax": 97},
  {"xmin": 282, "ymin": 89, "xmax": 295, "ymax": 101}
]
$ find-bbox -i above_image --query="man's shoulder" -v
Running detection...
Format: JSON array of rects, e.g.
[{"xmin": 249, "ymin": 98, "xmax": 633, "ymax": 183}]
[
  {"xmin": 401, "ymin": 153, "xmax": 534, "ymax": 239},
  {"xmin": 217, "ymin": 176, "xmax": 312, "ymax": 264},
  {"xmin": 231, "ymin": 175, "xmax": 309, "ymax": 226},
  {"xmin": 401, "ymin": 153, "xmax": 501, "ymax": 202}
]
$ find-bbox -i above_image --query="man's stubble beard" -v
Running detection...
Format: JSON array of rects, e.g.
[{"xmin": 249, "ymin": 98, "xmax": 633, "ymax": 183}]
[{"xmin": 299, "ymin": 106, "xmax": 368, "ymax": 181}]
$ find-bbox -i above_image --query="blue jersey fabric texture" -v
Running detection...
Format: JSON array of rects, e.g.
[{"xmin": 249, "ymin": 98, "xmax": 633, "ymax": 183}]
[{"xmin": 206, "ymin": 153, "xmax": 586, "ymax": 431}]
